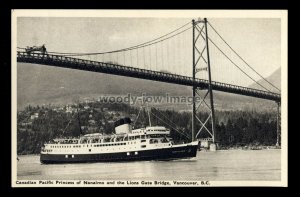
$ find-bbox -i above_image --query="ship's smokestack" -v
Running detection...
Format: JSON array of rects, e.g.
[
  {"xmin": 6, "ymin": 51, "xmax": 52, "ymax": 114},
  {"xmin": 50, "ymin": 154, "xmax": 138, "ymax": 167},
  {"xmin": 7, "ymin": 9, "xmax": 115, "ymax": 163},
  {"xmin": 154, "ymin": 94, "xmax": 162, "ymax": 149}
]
[{"xmin": 114, "ymin": 117, "xmax": 132, "ymax": 134}]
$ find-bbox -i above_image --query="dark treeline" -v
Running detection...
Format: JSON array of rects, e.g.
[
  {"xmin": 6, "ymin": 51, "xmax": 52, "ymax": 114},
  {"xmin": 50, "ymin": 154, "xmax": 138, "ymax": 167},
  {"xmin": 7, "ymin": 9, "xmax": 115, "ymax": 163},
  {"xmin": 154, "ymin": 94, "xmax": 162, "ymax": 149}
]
[
  {"xmin": 147, "ymin": 109, "xmax": 278, "ymax": 148},
  {"xmin": 17, "ymin": 102, "xmax": 279, "ymax": 154}
]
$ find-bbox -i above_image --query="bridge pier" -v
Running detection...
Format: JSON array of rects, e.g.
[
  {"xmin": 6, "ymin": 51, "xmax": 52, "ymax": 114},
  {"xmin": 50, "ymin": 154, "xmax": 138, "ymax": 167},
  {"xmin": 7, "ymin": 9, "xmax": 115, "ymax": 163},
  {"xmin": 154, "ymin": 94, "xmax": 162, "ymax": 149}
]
[
  {"xmin": 276, "ymin": 101, "xmax": 281, "ymax": 147},
  {"xmin": 209, "ymin": 143, "xmax": 217, "ymax": 151}
]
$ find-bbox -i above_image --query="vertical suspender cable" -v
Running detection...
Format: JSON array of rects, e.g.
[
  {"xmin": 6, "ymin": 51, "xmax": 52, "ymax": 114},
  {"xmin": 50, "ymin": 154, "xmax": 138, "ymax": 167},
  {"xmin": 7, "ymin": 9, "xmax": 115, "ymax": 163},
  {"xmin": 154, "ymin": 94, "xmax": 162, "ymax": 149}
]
[
  {"xmin": 143, "ymin": 46, "xmax": 145, "ymax": 69},
  {"xmin": 117, "ymin": 52, "xmax": 119, "ymax": 64},
  {"xmin": 149, "ymin": 46, "xmax": 151, "ymax": 70},
  {"xmin": 123, "ymin": 51, "xmax": 125, "ymax": 66},
  {"xmin": 130, "ymin": 49, "xmax": 132, "ymax": 67},
  {"xmin": 161, "ymin": 42, "xmax": 163, "ymax": 71},
  {"xmin": 137, "ymin": 48, "xmax": 139, "ymax": 68},
  {"xmin": 156, "ymin": 43, "xmax": 158, "ymax": 71},
  {"xmin": 167, "ymin": 39, "xmax": 169, "ymax": 72}
]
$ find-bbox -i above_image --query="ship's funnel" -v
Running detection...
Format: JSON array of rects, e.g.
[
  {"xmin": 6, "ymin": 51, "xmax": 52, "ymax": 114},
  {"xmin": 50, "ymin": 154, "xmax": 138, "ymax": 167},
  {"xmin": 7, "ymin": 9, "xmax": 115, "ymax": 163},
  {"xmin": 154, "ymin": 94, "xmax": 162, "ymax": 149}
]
[{"xmin": 114, "ymin": 117, "xmax": 132, "ymax": 134}]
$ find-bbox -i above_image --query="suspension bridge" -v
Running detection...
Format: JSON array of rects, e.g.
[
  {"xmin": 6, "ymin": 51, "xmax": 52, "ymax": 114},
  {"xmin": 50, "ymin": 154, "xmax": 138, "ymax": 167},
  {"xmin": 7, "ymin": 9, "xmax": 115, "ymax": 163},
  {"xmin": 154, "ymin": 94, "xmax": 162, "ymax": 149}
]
[{"xmin": 16, "ymin": 18, "xmax": 281, "ymax": 149}]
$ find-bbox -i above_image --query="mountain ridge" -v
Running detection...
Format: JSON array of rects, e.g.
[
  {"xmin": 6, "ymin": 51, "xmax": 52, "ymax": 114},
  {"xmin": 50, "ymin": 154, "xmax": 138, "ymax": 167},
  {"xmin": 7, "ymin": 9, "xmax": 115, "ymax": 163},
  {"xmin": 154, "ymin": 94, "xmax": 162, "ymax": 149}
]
[{"xmin": 248, "ymin": 67, "xmax": 281, "ymax": 93}]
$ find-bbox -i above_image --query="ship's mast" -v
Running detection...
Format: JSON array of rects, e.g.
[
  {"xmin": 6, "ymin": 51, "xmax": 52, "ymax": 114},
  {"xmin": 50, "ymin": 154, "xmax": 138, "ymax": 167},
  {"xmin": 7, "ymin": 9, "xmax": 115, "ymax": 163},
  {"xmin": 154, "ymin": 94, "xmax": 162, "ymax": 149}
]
[
  {"xmin": 146, "ymin": 102, "xmax": 152, "ymax": 127},
  {"xmin": 77, "ymin": 108, "xmax": 82, "ymax": 135},
  {"xmin": 134, "ymin": 96, "xmax": 152, "ymax": 128}
]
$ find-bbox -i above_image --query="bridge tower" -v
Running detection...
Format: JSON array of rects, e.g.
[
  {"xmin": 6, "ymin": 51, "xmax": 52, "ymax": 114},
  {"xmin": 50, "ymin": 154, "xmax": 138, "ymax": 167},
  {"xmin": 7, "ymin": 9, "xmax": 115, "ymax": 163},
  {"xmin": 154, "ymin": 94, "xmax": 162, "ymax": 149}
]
[{"xmin": 192, "ymin": 18, "xmax": 217, "ymax": 151}]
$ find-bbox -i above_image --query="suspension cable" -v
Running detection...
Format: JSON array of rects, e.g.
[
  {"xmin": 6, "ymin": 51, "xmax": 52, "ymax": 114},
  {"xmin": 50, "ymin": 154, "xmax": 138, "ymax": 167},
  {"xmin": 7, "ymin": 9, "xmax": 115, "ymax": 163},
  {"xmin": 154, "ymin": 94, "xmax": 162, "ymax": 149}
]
[
  {"xmin": 50, "ymin": 26, "xmax": 193, "ymax": 56},
  {"xmin": 206, "ymin": 35, "xmax": 272, "ymax": 93},
  {"xmin": 18, "ymin": 21, "xmax": 192, "ymax": 56},
  {"xmin": 208, "ymin": 22, "xmax": 281, "ymax": 92}
]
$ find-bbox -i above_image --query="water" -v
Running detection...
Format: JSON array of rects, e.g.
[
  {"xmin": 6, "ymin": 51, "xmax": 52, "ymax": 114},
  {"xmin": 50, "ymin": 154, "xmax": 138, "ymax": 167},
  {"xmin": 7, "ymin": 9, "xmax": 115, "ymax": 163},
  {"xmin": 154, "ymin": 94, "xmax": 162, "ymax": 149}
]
[{"xmin": 17, "ymin": 149, "xmax": 280, "ymax": 181}]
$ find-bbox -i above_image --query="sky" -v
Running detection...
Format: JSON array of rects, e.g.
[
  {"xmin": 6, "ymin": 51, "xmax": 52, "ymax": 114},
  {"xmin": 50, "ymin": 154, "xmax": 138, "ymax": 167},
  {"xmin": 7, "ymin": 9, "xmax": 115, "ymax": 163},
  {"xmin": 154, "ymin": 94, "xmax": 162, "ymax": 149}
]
[{"xmin": 16, "ymin": 15, "xmax": 282, "ymax": 87}]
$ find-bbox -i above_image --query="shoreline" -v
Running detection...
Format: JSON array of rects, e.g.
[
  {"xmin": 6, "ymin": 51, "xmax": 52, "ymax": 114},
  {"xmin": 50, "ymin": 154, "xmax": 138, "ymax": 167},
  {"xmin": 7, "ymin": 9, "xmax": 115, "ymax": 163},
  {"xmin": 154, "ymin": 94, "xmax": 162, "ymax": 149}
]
[{"xmin": 216, "ymin": 145, "xmax": 281, "ymax": 151}]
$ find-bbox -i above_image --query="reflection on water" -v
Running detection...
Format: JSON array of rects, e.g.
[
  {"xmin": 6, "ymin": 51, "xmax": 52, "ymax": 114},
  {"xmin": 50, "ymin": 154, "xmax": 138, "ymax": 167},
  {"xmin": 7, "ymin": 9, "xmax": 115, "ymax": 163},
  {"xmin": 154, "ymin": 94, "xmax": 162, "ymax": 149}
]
[{"xmin": 17, "ymin": 149, "xmax": 281, "ymax": 181}]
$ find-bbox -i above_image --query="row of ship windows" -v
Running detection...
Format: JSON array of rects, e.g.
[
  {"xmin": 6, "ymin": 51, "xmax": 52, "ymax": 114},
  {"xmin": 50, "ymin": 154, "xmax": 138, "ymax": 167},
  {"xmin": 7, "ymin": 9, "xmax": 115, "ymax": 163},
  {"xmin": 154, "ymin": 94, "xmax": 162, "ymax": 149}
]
[
  {"xmin": 50, "ymin": 145, "xmax": 77, "ymax": 148},
  {"xmin": 45, "ymin": 147, "xmax": 135, "ymax": 152},
  {"xmin": 93, "ymin": 142, "xmax": 126, "ymax": 147},
  {"xmin": 45, "ymin": 143, "xmax": 167, "ymax": 152},
  {"xmin": 49, "ymin": 142, "xmax": 136, "ymax": 149}
]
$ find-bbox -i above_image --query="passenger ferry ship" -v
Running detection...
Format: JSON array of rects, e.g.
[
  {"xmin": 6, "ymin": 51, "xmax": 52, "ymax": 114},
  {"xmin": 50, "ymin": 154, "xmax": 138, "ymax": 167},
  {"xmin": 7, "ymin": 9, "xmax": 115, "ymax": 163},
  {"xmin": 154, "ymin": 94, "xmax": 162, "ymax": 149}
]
[{"xmin": 40, "ymin": 117, "xmax": 198, "ymax": 164}]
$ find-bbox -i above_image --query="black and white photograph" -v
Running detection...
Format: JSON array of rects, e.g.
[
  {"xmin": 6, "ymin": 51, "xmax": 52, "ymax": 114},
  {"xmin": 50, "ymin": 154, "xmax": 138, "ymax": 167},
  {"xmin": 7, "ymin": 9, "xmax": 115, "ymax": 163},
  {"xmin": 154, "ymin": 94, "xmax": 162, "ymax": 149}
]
[{"xmin": 11, "ymin": 10, "xmax": 287, "ymax": 187}]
